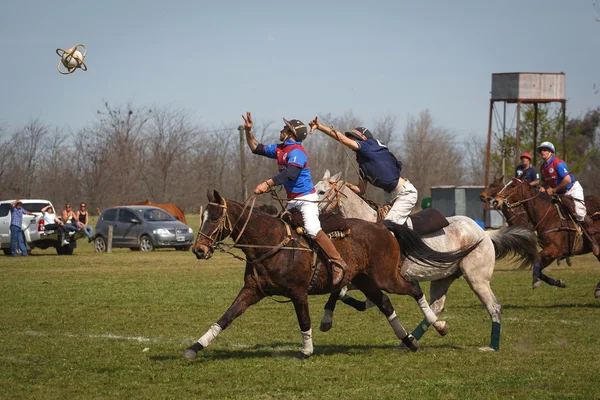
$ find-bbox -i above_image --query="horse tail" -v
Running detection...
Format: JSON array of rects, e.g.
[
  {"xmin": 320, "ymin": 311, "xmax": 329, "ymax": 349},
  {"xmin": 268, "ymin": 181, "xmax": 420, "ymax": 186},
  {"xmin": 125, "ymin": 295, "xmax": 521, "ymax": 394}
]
[
  {"xmin": 487, "ymin": 226, "xmax": 538, "ymax": 269},
  {"xmin": 382, "ymin": 220, "xmax": 481, "ymax": 268}
]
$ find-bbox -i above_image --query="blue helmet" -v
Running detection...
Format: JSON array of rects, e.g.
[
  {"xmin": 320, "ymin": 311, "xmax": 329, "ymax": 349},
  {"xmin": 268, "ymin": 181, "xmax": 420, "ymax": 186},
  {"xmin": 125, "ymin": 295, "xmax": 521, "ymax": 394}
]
[{"xmin": 537, "ymin": 141, "xmax": 555, "ymax": 153}]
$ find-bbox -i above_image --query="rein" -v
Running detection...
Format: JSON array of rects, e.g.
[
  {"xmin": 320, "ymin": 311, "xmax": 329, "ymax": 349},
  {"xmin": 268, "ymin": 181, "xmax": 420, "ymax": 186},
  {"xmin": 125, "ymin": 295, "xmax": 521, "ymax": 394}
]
[
  {"xmin": 197, "ymin": 195, "xmax": 317, "ymax": 303},
  {"xmin": 198, "ymin": 196, "xmax": 313, "ymax": 265},
  {"xmin": 320, "ymin": 179, "xmax": 348, "ymax": 213}
]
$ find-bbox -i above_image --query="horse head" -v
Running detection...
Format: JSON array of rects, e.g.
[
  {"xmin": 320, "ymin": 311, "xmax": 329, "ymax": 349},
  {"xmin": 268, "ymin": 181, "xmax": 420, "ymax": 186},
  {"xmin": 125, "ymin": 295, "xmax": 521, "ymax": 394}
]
[
  {"xmin": 192, "ymin": 189, "xmax": 233, "ymax": 260},
  {"xmin": 479, "ymin": 175, "xmax": 504, "ymax": 205},
  {"xmin": 490, "ymin": 178, "xmax": 530, "ymax": 209},
  {"xmin": 314, "ymin": 170, "xmax": 343, "ymax": 213}
]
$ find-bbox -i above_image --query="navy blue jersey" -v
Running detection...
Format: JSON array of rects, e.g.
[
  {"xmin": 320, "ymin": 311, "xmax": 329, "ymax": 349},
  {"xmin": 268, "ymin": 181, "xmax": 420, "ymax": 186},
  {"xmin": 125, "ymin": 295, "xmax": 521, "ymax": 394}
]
[
  {"xmin": 355, "ymin": 138, "xmax": 402, "ymax": 193},
  {"xmin": 515, "ymin": 165, "xmax": 539, "ymax": 183}
]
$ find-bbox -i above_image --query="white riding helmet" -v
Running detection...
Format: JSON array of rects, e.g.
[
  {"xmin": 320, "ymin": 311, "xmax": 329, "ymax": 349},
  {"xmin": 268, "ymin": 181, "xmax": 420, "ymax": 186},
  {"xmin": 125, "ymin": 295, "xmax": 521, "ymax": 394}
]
[{"xmin": 537, "ymin": 141, "xmax": 555, "ymax": 153}]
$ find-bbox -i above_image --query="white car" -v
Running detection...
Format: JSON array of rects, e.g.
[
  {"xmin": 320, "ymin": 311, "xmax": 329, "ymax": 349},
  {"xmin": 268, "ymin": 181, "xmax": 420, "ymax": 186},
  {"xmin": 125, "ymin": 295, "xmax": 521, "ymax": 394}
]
[{"xmin": 0, "ymin": 199, "xmax": 84, "ymax": 255}]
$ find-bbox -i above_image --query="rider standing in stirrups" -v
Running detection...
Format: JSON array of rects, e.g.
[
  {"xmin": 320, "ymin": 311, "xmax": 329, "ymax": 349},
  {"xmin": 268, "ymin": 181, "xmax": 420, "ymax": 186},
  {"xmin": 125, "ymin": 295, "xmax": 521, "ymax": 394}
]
[
  {"xmin": 241, "ymin": 112, "xmax": 347, "ymax": 286},
  {"xmin": 537, "ymin": 141, "xmax": 600, "ymax": 256},
  {"xmin": 308, "ymin": 117, "xmax": 417, "ymax": 227}
]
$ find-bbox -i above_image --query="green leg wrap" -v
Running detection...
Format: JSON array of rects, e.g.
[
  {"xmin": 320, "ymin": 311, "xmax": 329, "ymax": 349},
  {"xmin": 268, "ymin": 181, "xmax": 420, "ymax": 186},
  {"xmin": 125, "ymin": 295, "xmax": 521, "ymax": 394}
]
[
  {"xmin": 490, "ymin": 321, "xmax": 501, "ymax": 351},
  {"xmin": 410, "ymin": 318, "xmax": 431, "ymax": 340}
]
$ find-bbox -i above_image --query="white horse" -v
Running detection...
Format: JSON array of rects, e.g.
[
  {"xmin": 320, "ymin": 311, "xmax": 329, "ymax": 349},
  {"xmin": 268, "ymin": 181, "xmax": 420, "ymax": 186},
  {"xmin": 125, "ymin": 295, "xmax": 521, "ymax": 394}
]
[{"xmin": 315, "ymin": 170, "xmax": 538, "ymax": 351}]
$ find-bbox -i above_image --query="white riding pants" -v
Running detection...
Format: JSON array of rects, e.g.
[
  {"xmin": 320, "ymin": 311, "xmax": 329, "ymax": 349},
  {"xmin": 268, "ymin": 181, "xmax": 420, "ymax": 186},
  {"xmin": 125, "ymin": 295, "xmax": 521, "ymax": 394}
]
[
  {"xmin": 384, "ymin": 180, "xmax": 418, "ymax": 226},
  {"xmin": 565, "ymin": 181, "xmax": 586, "ymax": 221},
  {"xmin": 286, "ymin": 192, "xmax": 321, "ymax": 238}
]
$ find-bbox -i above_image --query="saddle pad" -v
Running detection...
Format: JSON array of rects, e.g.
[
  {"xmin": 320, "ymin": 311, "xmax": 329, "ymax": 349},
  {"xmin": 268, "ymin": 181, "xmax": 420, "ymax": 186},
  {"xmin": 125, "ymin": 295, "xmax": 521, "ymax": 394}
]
[
  {"xmin": 281, "ymin": 209, "xmax": 350, "ymax": 234},
  {"xmin": 408, "ymin": 208, "xmax": 449, "ymax": 235}
]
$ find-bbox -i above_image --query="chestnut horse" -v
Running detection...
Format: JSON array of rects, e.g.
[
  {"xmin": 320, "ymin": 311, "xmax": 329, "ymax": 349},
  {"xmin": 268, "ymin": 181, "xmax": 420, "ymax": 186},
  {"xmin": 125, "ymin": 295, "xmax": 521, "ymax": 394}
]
[
  {"xmin": 480, "ymin": 176, "xmax": 533, "ymax": 229},
  {"xmin": 129, "ymin": 200, "xmax": 187, "ymax": 224},
  {"xmin": 491, "ymin": 178, "xmax": 600, "ymax": 296},
  {"xmin": 183, "ymin": 190, "xmax": 481, "ymax": 359},
  {"xmin": 481, "ymin": 176, "xmax": 572, "ymax": 267},
  {"xmin": 313, "ymin": 171, "xmax": 539, "ymax": 351}
]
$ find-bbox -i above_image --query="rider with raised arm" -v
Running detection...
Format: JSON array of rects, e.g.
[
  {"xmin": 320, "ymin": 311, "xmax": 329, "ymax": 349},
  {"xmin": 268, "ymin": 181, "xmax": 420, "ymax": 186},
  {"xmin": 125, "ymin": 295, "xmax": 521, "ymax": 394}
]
[
  {"xmin": 309, "ymin": 117, "xmax": 417, "ymax": 227},
  {"xmin": 537, "ymin": 141, "xmax": 599, "ymax": 256},
  {"xmin": 242, "ymin": 112, "xmax": 347, "ymax": 286}
]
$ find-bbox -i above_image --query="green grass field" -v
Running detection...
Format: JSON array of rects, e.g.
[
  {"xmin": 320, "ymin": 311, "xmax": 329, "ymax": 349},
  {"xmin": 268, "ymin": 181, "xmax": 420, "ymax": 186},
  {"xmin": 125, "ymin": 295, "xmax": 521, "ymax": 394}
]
[{"xmin": 1, "ymin": 215, "xmax": 600, "ymax": 399}]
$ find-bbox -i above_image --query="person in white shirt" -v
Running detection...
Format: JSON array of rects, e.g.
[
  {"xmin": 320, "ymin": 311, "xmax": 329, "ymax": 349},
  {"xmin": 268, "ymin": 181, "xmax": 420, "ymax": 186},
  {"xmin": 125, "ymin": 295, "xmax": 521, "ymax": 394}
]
[{"xmin": 41, "ymin": 205, "xmax": 64, "ymax": 231}]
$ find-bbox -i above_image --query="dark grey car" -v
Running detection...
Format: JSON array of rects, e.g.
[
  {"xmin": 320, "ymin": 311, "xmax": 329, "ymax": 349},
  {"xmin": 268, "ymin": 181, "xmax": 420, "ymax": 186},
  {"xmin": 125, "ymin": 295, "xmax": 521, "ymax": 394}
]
[{"xmin": 94, "ymin": 206, "xmax": 194, "ymax": 252}]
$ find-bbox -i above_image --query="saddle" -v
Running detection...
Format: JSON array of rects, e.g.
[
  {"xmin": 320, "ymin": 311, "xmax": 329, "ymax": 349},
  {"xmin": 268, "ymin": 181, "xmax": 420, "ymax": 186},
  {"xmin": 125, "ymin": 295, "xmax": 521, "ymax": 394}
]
[
  {"xmin": 408, "ymin": 208, "xmax": 450, "ymax": 236},
  {"xmin": 280, "ymin": 209, "xmax": 351, "ymax": 238},
  {"xmin": 376, "ymin": 204, "xmax": 449, "ymax": 236}
]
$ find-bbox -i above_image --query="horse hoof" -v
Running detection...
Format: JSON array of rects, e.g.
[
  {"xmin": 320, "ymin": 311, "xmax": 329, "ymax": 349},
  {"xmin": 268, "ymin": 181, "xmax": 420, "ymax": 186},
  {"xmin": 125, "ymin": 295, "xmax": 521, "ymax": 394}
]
[
  {"xmin": 478, "ymin": 346, "xmax": 497, "ymax": 352},
  {"xmin": 556, "ymin": 258, "xmax": 561, "ymax": 266},
  {"xmin": 320, "ymin": 321, "xmax": 332, "ymax": 332},
  {"xmin": 532, "ymin": 279, "xmax": 542, "ymax": 290},
  {"xmin": 182, "ymin": 349, "xmax": 198, "ymax": 359},
  {"xmin": 401, "ymin": 334, "xmax": 420, "ymax": 352},
  {"xmin": 594, "ymin": 287, "xmax": 600, "ymax": 299},
  {"xmin": 294, "ymin": 351, "xmax": 311, "ymax": 360},
  {"xmin": 435, "ymin": 321, "xmax": 449, "ymax": 337},
  {"xmin": 556, "ymin": 280, "xmax": 567, "ymax": 288},
  {"xmin": 566, "ymin": 257, "xmax": 572, "ymax": 267},
  {"xmin": 182, "ymin": 342, "xmax": 203, "ymax": 359}
]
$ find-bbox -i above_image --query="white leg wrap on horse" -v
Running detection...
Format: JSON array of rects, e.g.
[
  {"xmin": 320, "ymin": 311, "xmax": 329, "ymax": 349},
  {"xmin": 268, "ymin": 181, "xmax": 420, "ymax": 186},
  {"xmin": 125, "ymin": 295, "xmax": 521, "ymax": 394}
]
[
  {"xmin": 387, "ymin": 311, "xmax": 408, "ymax": 339},
  {"xmin": 300, "ymin": 329, "xmax": 313, "ymax": 356},
  {"xmin": 417, "ymin": 296, "xmax": 437, "ymax": 324},
  {"xmin": 198, "ymin": 323, "xmax": 222, "ymax": 348}
]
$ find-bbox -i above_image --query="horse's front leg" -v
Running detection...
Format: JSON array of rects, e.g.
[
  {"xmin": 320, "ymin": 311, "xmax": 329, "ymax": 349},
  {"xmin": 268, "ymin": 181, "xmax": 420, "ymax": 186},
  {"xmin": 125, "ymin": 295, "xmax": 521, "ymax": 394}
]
[
  {"xmin": 411, "ymin": 276, "xmax": 457, "ymax": 339},
  {"xmin": 533, "ymin": 245, "xmax": 566, "ymax": 289},
  {"xmin": 407, "ymin": 281, "xmax": 442, "ymax": 340},
  {"xmin": 183, "ymin": 286, "xmax": 262, "ymax": 359},
  {"xmin": 292, "ymin": 295, "xmax": 313, "ymax": 359}
]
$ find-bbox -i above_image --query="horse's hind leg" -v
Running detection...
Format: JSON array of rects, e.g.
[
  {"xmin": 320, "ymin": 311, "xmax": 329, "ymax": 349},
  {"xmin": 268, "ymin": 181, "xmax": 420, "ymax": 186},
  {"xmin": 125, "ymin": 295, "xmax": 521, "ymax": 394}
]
[
  {"xmin": 411, "ymin": 275, "xmax": 458, "ymax": 340},
  {"xmin": 183, "ymin": 286, "xmax": 261, "ymax": 359},
  {"xmin": 462, "ymin": 275, "xmax": 502, "ymax": 352},
  {"xmin": 320, "ymin": 286, "xmax": 374, "ymax": 332},
  {"xmin": 352, "ymin": 275, "xmax": 419, "ymax": 351}
]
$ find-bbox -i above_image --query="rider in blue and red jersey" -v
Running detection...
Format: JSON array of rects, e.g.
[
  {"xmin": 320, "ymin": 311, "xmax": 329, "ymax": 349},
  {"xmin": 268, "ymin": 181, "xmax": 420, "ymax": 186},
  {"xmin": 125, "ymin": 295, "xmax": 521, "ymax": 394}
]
[
  {"xmin": 242, "ymin": 112, "xmax": 347, "ymax": 286},
  {"xmin": 537, "ymin": 141, "xmax": 599, "ymax": 256}
]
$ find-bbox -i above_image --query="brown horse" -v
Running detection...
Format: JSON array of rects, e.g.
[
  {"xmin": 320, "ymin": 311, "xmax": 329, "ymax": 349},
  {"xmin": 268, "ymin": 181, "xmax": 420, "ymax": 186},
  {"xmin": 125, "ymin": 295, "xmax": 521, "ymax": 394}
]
[
  {"xmin": 491, "ymin": 178, "xmax": 600, "ymax": 296},
  {"xmin": 183, "ymin": 190, "xmax": 481, "ymax": 359},
  {"xmin": 480, "ymin": 176, "xmax": 533, "ymax": 228},
  {"xmin": 129, "ymin": 200, "xmax": 187, "ymax": 224}
]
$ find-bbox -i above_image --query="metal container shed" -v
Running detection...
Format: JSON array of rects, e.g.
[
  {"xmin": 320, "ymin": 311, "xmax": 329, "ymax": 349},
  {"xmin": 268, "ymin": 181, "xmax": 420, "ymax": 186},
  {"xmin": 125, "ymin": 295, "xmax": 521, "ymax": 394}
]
[{"xmin": 430, "ymin": 185, "xmax": 502, "ymax": 228}]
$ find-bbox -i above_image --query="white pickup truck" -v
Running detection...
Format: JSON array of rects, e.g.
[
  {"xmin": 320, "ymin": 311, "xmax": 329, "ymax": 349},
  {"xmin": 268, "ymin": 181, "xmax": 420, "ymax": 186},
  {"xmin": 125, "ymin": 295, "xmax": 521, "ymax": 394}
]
[{"xmin": 0, "ymin": 199, "xmax": 85, "ymax": 255}]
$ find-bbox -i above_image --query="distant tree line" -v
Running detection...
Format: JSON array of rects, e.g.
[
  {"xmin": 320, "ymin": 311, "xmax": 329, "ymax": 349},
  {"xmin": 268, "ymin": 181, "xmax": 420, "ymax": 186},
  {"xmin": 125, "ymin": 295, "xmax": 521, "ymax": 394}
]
[{"xmin": 1, "ymin": 102, "xmax": 598, "ymax": 214}]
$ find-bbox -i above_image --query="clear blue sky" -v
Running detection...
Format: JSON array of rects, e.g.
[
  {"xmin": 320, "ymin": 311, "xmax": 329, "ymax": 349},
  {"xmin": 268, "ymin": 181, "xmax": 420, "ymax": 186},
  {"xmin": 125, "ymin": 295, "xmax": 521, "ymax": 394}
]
[{"xmin": 1, "ymin": 0, "xmax": 598, "ymax": 141}]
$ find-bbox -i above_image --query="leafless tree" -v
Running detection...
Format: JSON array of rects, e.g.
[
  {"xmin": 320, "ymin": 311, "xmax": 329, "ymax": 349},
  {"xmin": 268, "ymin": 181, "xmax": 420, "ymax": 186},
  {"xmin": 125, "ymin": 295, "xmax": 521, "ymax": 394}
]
[
  {"xmin": 141, "ymin": 107, "xmax": 200, "ymax": 202},
  {"xmin": 462, "ymin": 135, "xmax": 487, "ymax": 185},
  {"xmin": 400, "ymin": 110, "xmax": 464, "ymax": 202}
]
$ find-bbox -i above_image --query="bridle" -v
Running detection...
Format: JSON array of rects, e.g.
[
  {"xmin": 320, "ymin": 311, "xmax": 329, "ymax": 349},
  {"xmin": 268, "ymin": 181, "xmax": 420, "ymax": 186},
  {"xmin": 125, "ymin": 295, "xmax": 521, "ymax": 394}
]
[
  {"xmin": 496, "ymin": 179, "xmax": 539, "ymax": 209},
  {"xmin": 318, "ymin": 179, "xmax": 348, "ymax": 214},
  {"xmin": 196, "ymin": 197, "xmax": 256, "ymax": 254},
  {"xmin": 495, "ymin": 179, "xmax": 554, "ymax": 231},
  {"xmin": 196, "ymin": 196, "xmax": 312, "ymax": 265}
]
